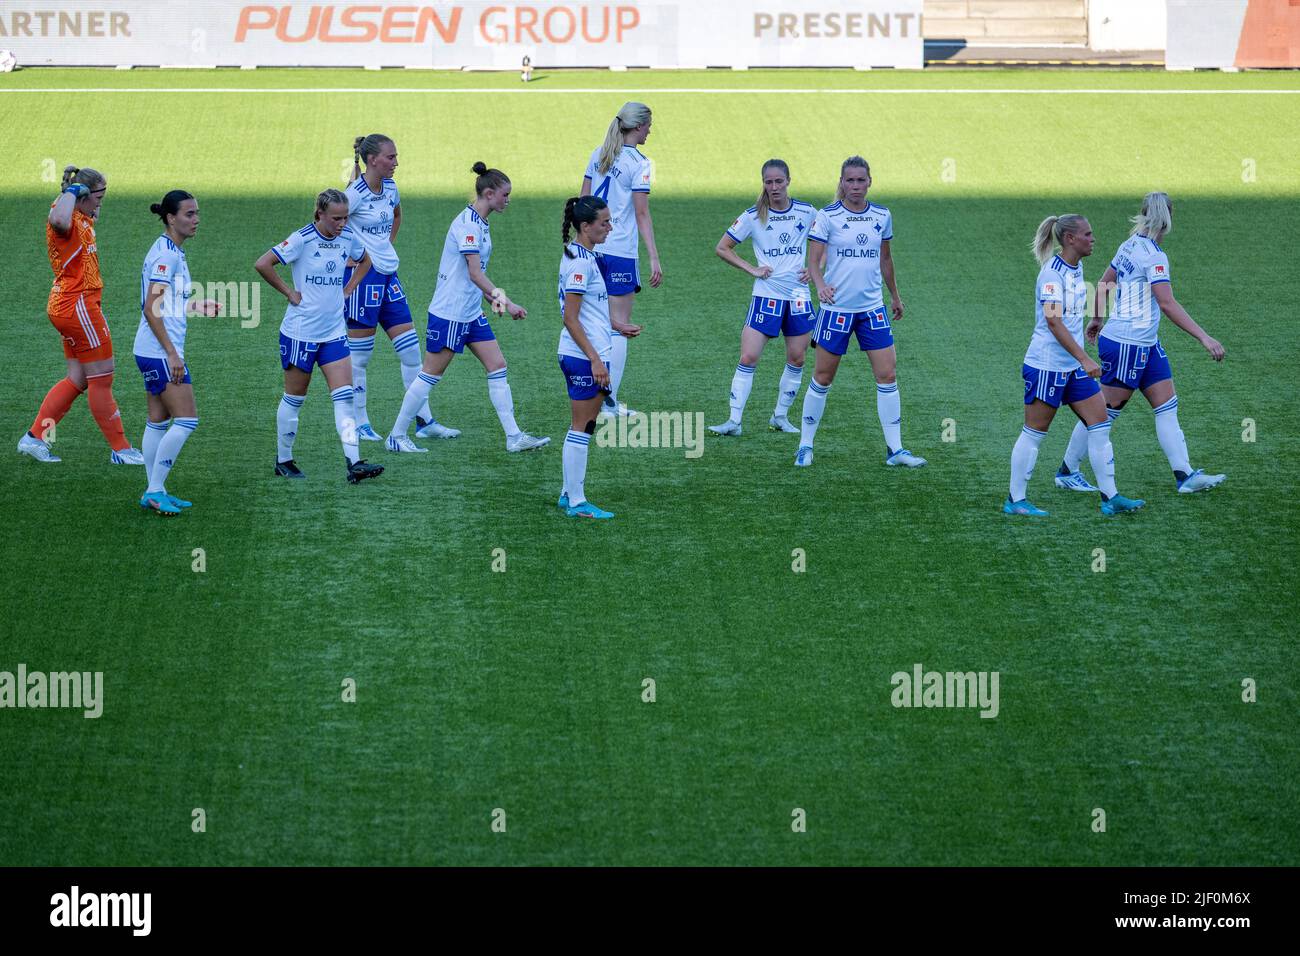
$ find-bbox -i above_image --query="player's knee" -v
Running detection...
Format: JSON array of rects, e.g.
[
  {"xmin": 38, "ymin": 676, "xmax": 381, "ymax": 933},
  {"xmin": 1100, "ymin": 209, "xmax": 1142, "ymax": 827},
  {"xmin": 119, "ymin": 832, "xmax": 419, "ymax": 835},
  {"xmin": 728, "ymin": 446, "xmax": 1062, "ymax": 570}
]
[
  {"xmin": 875, "ymin": 371, "xmax": 897, "ymax": 385},
  {"xmin": 739, "ymin": 352, "xmax": 760, "ymax": 367}
]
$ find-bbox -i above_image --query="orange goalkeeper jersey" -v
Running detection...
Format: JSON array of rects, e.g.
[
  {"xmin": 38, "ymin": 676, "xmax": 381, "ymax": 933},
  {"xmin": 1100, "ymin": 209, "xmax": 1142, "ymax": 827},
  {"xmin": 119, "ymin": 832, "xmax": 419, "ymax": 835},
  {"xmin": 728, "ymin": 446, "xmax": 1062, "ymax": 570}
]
[{"xmin": 47, "ymin": 207, "xmax": 103, "ymax": 316}]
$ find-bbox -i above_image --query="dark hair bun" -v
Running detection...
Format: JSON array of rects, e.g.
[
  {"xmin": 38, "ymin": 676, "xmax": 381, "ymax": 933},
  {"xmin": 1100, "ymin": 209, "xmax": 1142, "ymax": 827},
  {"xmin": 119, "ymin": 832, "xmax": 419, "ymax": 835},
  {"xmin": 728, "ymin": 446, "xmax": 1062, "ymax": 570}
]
[
  {"xmin": 471, "ymin": 161, "xmax": 489, "ymax": 176},
  {"xmin": 149, "ymin": 203, "xmax": 163, "ymax": 215}
]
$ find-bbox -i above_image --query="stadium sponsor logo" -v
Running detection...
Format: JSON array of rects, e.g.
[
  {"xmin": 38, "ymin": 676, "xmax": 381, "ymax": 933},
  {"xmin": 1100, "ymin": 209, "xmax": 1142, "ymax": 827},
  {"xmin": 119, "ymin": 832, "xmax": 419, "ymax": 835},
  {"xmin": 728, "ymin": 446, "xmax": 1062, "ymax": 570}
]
[
  {"xmin": 595, "ymin": 411, "xmax": 705, "ymax": 459},
  {"xmin": 0, "ymin": 665, "xmax": 103, "ymax": 719},
  {"xmin": 233, "ymin": 4, "xmax": 641, "ymax": 45},
  {"xmin": 890, "ymin": 663, "xmax": 999, "ymax": 718},
  {"xmin": 753, "ymin": 10, "xmax": 917, "ymax": 39},
  {"xmin": 49, "ymin": 886, "xmax": 150, "ymax": 936},
  {"xmin": 0, "ymin": 10, "xmax": 131, "ymax": 38}
]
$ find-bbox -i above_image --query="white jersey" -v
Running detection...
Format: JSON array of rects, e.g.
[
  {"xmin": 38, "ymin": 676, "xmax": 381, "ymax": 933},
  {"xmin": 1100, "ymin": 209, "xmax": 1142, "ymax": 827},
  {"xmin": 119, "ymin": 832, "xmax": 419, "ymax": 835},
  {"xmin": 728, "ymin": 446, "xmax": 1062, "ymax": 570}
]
[
  {"xmin": 346, "ymin": 175, "xmax": 400, "ymax": 275},
  {"xmin": 133, "ymin": 234, "xmax": 192, "ymax": 359},
  {"xmin": 583, "ymin": 144, "xmax": 652, "ymax": 260},
  {"xmin": 808, "ymin": 201, "xmax": 893, "ymax": 312},
  {"xmin": 1103, "ymin": 234, "xmax": 1171, "ymax": 346},
  {"xmin": 272, "ymin": 223, "xmax": 365, "ymax": 342},
  {"xmin": 1024, "ymin": 255, "xmax": 1088, "ymax": 372},
  {"xmin": 557, "ymin": 243, "xmax": 612, "ymax": 362},
  {"xmin": 725, "ymin": 200, "xmax": 817, "ymax": 302},
  {"xmin": 429, "ymin": 205, "xmax": 491, "ymax": 321}
]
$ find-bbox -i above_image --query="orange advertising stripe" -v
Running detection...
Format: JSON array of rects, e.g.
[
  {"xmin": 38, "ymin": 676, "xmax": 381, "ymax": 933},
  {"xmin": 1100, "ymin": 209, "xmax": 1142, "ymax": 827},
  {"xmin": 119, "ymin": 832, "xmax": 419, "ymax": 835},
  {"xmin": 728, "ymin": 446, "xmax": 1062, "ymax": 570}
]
[{"xmin": 1236, "ymin": 0, "xmax": 1300, "ymax": 68}]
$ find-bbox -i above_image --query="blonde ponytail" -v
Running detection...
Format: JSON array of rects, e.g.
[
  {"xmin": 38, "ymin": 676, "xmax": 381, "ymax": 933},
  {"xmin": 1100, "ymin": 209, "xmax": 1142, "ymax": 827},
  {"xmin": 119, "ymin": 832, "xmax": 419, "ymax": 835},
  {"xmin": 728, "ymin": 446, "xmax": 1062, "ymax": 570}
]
[
  {"xmin": 596, "ymin": 101, "xmax": 651, "ymax": 176},
  {"xmin": 61, "ymin": 165, "xmax": 104, "ymax": 191},
  {"xmin": 1032, "ymin": 214, "xmax": 1088, "ymax": 264},
  {"xmin": 1130, "ymin": 191, "xmax": 1173, "ymax": 243}
]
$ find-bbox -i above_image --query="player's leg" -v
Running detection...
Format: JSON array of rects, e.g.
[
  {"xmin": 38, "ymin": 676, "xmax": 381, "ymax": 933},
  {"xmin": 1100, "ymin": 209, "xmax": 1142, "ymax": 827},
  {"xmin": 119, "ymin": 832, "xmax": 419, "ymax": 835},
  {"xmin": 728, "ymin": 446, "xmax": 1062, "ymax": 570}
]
[
  {"xmin": 562, "ymin": 368, "xmax": 612, "ymax": 519},
  {"xmin": 1006, "ymin": 387, "xmax": 1057, "ymax": 515},
  {"xmin": 710, "ymin": 307, "xmax": 768, "ymax": 436},
  {"xmin": 1140, "ymin": 349, "xmax": 1223, "ymax": 492},
  {"xmin": 1060, "ymin": 334, "xmax": 1129, "ymax": 482},
  {"xmin": 381, "ymin": 275, "xmax": 435, "ymax": 428},
  {"xmin": 21, "ymin": 352, "xmax": 86, "ymax": 463},
  {"xmin": 145, "ymin": 380, "xmax": 198, "ymax": 509},
  {"xmin": 470, "ymin": 336, "xmax": 549, "ymax": 451},
  {"xmin": 322, "ymin": 347, "xmax": 381, "ymax": 483},
  {"xmin": 604, "ymin": 292, "xmax": 635, "ymax": 415},
  {"xmin": 346, "ymin": 328, "xmax": 378, "ymax": 439},
  {"xmin": 275, "ymin": 357, "xmax": 311, "ymax": 478},
  {"xmin": 82, "ymin": 353, "xmax": 140, "ymax": 463},
  {"xmin": 771, "ymin": 328, "xmax": 812, "ymax": 433},
  {"xmin": 795, "ymin": 317, "xmax": 844, "ymax": 467},
  {"xmin": 389, "ymin": 316, "xmax": 459, "ymax": 445},
  {"xmin": 1072, "ymin": 388, "xmax": 1143, "ymax": 515}
]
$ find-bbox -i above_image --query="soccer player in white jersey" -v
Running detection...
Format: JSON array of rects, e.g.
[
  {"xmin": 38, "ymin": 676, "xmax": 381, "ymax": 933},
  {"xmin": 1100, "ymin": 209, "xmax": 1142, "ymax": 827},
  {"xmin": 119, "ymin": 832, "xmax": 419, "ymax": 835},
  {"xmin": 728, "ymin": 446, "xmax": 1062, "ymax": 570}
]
[
  {"xmin": 343, "ymin": 134, "xmax": 450, "ymax": 443},
  {"xmin": 796, "ymin": 156, "xmax": 924, "ymax": 469},
  {"xmin": 1055, "ymin": 192, "xmax": 1226, "ymax": 494},
  {"xmin": 386, "ymin": 163, "xmax": 549, "ymax": 454},
  {"xmin": 133, "ymin": 190, "xmax": 220, "ymax": 516},
  {"xmin": 1005, "ymin": 214, "xmax": 1144, "ymax": 516},
  {"xmin": 557, "ymin": 196, "xmax": 617, "ymax": 519},
  {"xmin": 580, "ymin": 101, "xmax": 661, "ymax": 418},
  {"xmin": 254, "ymin": 189, "xmax": 383, "ymax": 484},
  {"xmin": 708, "ymin": 159, "xmax": 817, "ymax": 436}
]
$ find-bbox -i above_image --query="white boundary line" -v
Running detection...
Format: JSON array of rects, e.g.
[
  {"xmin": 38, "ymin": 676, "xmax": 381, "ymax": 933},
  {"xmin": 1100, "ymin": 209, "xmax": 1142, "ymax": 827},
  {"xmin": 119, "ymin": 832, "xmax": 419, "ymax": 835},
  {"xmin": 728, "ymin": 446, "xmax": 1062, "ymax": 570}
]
[{"xmin": 1, "ymin": 87, "xmax": 1299, "ymax": 94}]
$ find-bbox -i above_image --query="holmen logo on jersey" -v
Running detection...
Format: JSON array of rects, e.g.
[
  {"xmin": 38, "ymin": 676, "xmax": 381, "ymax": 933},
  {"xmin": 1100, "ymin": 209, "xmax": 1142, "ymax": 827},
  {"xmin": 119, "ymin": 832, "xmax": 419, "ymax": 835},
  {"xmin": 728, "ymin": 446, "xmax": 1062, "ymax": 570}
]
[
  {"xmin": 0, "ymin": 665, "xmax": 103, "ymax": 718},
  {"xmin": 595, "ymin": 411, "xmax": 705, "ymax": 460},
  {"xmin": 890, "ymin": 663, "xmax": 999, "ymax": 718},
  {"xmin": 50, "ymin": 886, "xmax": 150, "ymax": 936}
]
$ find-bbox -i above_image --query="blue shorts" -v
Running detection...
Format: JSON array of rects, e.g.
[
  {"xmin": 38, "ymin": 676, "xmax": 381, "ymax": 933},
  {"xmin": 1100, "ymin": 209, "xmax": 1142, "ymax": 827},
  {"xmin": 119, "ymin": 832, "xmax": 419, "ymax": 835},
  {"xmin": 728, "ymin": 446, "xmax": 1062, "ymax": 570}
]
[
  {"xmin": 344, "ymin": 265, "xmax": 412, "ymax": 332},
  {"xmin": 1022, "ymin": 364, "xmax": 1101, "ymax": 408},
  {"xmin": 600, "ymin": 254, "xmax": 640, "ymax": 296},
  {"xmin": 559, "ymin": 354, "xmax": 611, "ymax": 401},
  {"xmin": 746, "ymin": 296, "xmax": 815, "ymax": 338},
  {"xmin": 280, "ymin": 333, "xmax": 350, "ymax": 372},
  {"xmin": 426, "ymin": 312, "xmax": 496, "ymax": 354},
  {"xmin": 1098, "ymin": 335, "xmax": 1173, "ymax": 391},
  {"xmin": 135, "ymin": 354, "xmax": 191, "ymax": 395},
  {"xmin": 814, "ymin": 306, "xmax": 893, "ymax": 355}
]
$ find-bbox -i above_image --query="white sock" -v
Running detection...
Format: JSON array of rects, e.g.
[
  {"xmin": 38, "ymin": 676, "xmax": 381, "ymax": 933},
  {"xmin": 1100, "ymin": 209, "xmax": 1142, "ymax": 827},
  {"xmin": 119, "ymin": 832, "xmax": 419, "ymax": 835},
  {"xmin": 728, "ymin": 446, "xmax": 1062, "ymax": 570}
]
[
  {"xmin": 392, "ymin": 329, "xmax": 432, "ymax": 423},
  {"xmin": 607, "ymin": 332, "xmax": 628, "ymax": 405},
  {"xmin": 1152, "ymin": 395, "xmax": 1191, "ymax": 475},
  {"xmin": 147, "ymin": 417, "xmax": 197, "ymax": 494},
  {"xmin": 876, "ymin": 381, "xmax": 902, "ymax": 454},
  {"xmin": 799, "ymin": 380, "xmax": 830, "ymax": 447},
  {"xmin": 1063, "ymin": 407, "xmax": 1119, "ymax": 473},
  {"xmin": 331, "ymin": 385, "xmax": 359, "ymax": 464},
  {"xmin": 563, "ymin": 429, "xmax": 590, "ymax": 506},
  {"xmin": 775, "ymin": 362, "xmax": 803, "ymax": 417},
  {"xmin": 348, "ymin": 336, "xmax": 374, "ymax": 427},
  {"xmin": 486, "ymin": 366, "xmax": 520, "ymax": 438},
  {"xmin": 142, "ymin": 418, "xmax": 170, "ymax": 488},
  {"xmin": 277, "ymin": 393, "xmax": 304, "ymax": 462},
  {"xmin": 728, "ymin": 363, "xmax": 755, "ymax": 423},
  {"xmin": 392, "ymin": 372, "xmax": 439, "ymax": 437},
  {"xmin": 1010, "ymin": 425, "xmax": 1047, "ymax": 501},
  {"xmin": 1087, "ymin": 420, "xmax": 1118, "ymax": 498}
]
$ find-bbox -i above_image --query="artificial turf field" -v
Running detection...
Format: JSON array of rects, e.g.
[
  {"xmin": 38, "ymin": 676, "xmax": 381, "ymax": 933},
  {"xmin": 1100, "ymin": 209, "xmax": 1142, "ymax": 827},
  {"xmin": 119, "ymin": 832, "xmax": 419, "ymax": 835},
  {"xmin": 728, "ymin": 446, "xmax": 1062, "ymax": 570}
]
[{"xmin": 0, "ymin": 68, "xmax": 1297, "ymax": 866}]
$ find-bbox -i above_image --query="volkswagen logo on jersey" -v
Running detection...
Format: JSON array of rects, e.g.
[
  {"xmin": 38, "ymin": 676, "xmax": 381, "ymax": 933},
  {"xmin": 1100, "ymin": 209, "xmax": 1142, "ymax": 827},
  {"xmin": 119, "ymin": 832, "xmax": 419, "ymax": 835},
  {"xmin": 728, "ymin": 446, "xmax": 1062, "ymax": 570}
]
[
  {"xmin": 856, "ymin": 233, "xmax": 868, "ymax": 245},
  {"xmin": 380, "ymin": 210, "xmax": 389, "ymax": 223},
  {"xmin": 326, "ymin": 260, "xmax": 337, "ymax": 273},
  {"xmin": 780, "ymin": 232, "xmax": 791, "ymax": 243}
]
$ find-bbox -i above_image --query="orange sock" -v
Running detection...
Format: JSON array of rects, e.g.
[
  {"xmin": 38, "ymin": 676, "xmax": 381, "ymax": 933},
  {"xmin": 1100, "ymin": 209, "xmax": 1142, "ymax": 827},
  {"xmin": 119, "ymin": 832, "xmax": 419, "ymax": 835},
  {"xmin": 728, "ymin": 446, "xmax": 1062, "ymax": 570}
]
[
  {"xmin": 86, "ymin": 372, "xmax": 129, "ymax": 452},
  {"xmin": 30, "ymin": 377, "xmax": 85, "ymax": 440}
]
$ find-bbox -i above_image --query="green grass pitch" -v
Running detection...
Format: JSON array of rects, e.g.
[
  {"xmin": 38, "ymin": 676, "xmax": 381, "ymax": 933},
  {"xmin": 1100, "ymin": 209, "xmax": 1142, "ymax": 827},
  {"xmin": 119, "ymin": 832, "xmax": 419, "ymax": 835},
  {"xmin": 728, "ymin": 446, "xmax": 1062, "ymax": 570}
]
[{"xmin": 0, "ymin": 68, "xmax": 1296, "ymax": 865}]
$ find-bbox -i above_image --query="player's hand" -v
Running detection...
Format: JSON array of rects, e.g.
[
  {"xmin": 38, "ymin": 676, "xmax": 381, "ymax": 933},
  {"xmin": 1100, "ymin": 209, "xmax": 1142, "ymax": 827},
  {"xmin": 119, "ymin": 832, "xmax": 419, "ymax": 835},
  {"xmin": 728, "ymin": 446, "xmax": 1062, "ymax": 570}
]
[
  {"xmin": 63, "ymin": 183, "xmax": 89, "ymax": 198},
  {"xmin": 613, "ymin": 321, "xmax": 643, "ymax": 339},
  {"xmin": 507, "ymin": 302, "xmax": 527, "ymax": 320},
  {"xmin": 1085, "ymin": 318, "xmax": 1103, "ymax": 343},
  {"xmin": 166, "ymin": 352, "xmax": 186, "ymax": 383},
  {"xmin": 797, "ymin": 267, "xmax": 811, "ymax": 284},
  {"xmin": 648, "ymin": 257, "xmax": 663, "ymax": 288},
  {"xmin": 752, "ymin": 264, "xmax": 773, "ymax": 279},
  {"xmin": 817, "ymin": 284, "xmax": 836, "ymax": 306},
  {"xmin": 1201, "ymin": 335, "xmax": 1225, "ymax": 362},
  {"xmin": 195, "ymin": 299, "xmax": 221, "ymax": 318},
  {"xmin": 1082, "ymin": 356, "xmax": 1102, "ymax": 379},
  {"xmin": 891, "ymin": 298, "xmax": 905, "ymax": 322},
  {"xmin": 287, "ymin": 289, "xmax": 303, "ymax": 307},
  {"xmin": 592, "ymin": 360, "xmax": 611, "ymax": 389}
]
